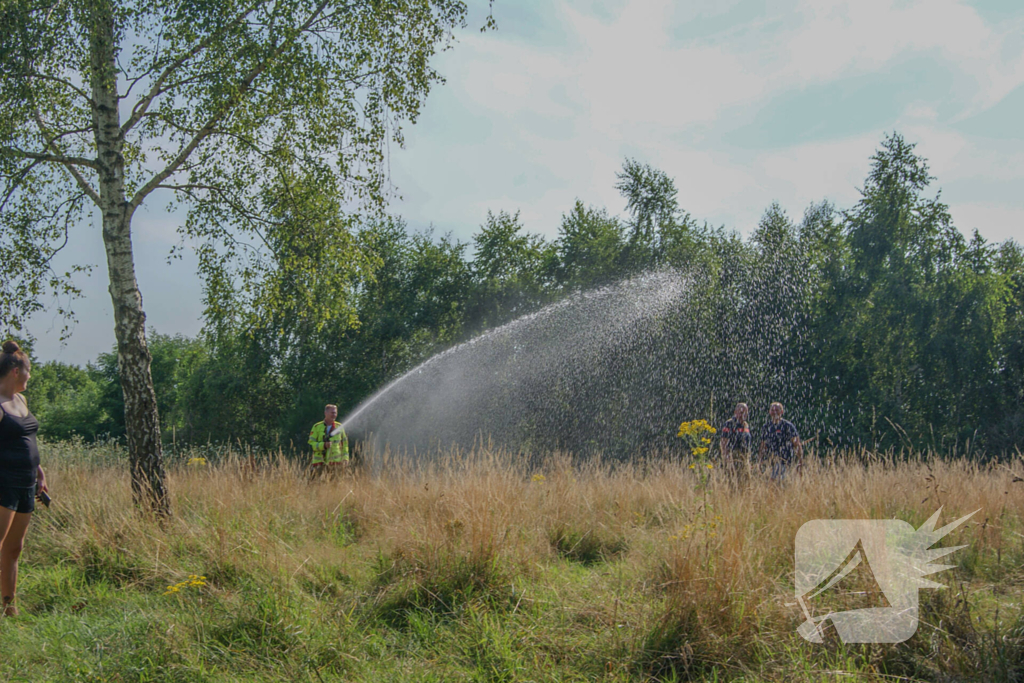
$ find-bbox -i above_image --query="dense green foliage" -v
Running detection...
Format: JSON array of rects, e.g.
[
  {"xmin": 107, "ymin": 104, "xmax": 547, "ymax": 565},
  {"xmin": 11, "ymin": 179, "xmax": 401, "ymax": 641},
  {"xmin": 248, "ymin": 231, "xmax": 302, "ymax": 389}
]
[
  {"xmin": 25, "ymin": 134, "xmax": 1024, "ymax": 453},
  {"xmin": 0, "ymin": 0, "xmax": 479, "ymax": 335}
]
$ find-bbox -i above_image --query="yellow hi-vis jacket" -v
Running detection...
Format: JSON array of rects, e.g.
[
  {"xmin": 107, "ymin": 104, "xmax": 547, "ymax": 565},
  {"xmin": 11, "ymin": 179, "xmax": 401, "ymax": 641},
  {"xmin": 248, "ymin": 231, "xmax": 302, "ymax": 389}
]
[{"xmin": 309, "ymin": 421, "xmax": 348, "ymax": 464}]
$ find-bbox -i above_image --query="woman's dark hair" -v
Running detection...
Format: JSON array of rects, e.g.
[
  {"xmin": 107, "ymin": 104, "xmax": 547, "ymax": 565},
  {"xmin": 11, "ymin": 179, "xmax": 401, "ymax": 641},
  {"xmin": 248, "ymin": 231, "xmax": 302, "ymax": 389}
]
[{"xmin": 0, "ymin": 340, "xmax": 30, "ymax": 378}]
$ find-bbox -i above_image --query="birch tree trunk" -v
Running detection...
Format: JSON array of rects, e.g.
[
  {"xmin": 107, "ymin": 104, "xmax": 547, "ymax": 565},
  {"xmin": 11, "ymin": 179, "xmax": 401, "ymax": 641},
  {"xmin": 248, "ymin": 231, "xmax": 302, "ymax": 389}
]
[{"xmin": 88, "ymin": 0, "xmax": 168, "ymax": 513}]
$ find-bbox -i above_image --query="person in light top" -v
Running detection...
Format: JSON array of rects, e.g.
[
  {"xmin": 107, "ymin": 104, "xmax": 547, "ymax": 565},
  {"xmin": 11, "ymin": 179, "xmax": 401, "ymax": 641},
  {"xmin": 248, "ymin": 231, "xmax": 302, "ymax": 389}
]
[{"xmin": 308, "ymin": 404, "xmax": 348, "ymax": 475}]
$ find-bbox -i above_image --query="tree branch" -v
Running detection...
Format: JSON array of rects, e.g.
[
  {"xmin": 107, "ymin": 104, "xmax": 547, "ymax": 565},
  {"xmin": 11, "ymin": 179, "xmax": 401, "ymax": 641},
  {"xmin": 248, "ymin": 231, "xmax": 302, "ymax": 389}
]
[
  {"xmin": 121, "ymin": 0, "xmax": 264, "ymax": 136},
  {"xmin": 0, "ymin": 160, "xmax": 42, "ymax": 212},
  {"xmin": 130, "ymin": 0, "xmax": 331, "ymax": 211},
  {"xmin": 0, "ymin": 145, "xmax": 99, "ymax": 170},
  {"xmin": 61, "ymin": 162, "xmax": 101, "ymax": 205},
  {"xmin": 157, "ymin": 182, "xmax": 278, "ymax": 248},
  {"xmin": 43, "ymin": 194, "xmax": 83, "ymax": 268},
  {"xmin": 29, "ymin": 111, "xmax": 101, "ymax": 204},
  {"xmin": 26, "ymin": 70, "xmax": 95, "ymax": 106},
  {"xmin": 36, "ymin": 126, "xmax": 94, "ymax": 145}
]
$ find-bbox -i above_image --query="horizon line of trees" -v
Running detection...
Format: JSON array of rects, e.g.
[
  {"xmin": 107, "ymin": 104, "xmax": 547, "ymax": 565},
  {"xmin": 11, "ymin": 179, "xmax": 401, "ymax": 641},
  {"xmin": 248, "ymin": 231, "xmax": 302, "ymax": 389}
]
[{"xmin": 20, "ymin": 133, "xmax": 1024, "ymax": 456}]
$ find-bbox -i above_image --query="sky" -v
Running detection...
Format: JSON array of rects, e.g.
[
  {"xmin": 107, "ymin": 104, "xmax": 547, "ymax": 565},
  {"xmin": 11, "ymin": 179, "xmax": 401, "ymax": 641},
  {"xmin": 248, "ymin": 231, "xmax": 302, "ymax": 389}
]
[{"xmin": 26, "ymin": 0, "xmax": 1024, "ymax": 366}]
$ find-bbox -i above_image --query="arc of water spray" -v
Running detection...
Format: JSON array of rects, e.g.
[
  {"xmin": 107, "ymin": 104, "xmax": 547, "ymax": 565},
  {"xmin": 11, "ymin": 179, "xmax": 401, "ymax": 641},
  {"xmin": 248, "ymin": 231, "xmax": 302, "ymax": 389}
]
[{"xmin": 341, "ymin": 271, "xmax": 688, "ymax": 433}]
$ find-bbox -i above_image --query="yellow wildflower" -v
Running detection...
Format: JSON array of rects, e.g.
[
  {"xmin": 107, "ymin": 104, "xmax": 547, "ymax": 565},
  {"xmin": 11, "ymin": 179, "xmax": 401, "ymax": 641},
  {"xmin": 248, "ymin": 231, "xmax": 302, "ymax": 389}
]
[
  {"xmin": 677, "ymin": 419, "xmax": 717, "ymax": 445},
  {"xmin": 164, "ymin": 573, "xmax": 208, "ymax": 595}
]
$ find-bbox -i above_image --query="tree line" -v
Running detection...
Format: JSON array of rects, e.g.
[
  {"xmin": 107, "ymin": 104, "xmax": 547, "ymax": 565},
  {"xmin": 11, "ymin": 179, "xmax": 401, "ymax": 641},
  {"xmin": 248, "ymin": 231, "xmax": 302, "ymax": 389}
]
[{"xmin": 23, "ymin": 133, "xmax": 1024, "ymax": 455}]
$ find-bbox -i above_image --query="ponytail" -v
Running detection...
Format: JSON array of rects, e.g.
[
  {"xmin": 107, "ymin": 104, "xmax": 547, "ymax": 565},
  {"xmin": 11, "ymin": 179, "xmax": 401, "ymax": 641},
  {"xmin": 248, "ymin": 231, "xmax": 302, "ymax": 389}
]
[{"xmin": 0, "ymin": 340, "xmax": 30, "ymax": 378}]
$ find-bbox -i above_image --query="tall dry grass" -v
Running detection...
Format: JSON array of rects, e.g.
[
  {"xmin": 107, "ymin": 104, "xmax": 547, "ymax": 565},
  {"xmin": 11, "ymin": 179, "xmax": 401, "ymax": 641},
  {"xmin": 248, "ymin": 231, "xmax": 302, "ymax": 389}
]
[{"xmin": 19, "ymin": 442, "xmax": 1024, "ymax": 680}]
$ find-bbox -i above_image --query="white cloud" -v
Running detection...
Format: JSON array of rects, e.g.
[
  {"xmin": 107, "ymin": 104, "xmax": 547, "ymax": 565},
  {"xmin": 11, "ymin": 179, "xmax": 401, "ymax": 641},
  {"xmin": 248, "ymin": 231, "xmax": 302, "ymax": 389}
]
[
  {"xmin": 892, "ymin": 121, "xmax": 1024, "ymax": 189},
  {"xmin": 448, "ymin": 0, "xmax": 1024, "ymax": 158},
  {"xmin": 568, "ymin": 4, "xmax": 765, "ymax": 127},
  {"xmin": 949, "ymin": 203, "xmax": 1024, "ymax": 244},
  {"xmin": 769, "ymin": 0, "xmax": 1024, "ymax": 117},
  {"xmin": 752, "ymin": 134, "xmax": 878, "ymax": 202},
  {"xmin": 901, "ymin": 103, "xmax": 939, "ymax": 122},
  {"xmin": 396, "ymin": 0, "xmax": 1024, "ymax": 240}
]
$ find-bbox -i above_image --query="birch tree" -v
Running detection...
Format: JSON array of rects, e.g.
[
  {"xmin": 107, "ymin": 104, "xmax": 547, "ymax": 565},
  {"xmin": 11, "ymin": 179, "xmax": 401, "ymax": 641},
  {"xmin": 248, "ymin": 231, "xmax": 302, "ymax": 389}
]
[{"xmin": 0, "ymin": 0, "xmax": 479, "ymax": 511}]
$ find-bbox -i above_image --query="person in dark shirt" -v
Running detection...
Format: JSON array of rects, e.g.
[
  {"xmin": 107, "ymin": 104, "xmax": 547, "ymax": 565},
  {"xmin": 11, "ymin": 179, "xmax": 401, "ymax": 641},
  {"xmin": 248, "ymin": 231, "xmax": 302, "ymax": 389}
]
[
  {"xmin": 719, "ymin": 402, "xmax": 751, "ymax": 470},
  {"xmin": 0, "ymin": 341, "xmax": 47, "ymax": 617},
  {"xmin": 759, "ymin": 402, "xmax": 802, "ymax": 480}
]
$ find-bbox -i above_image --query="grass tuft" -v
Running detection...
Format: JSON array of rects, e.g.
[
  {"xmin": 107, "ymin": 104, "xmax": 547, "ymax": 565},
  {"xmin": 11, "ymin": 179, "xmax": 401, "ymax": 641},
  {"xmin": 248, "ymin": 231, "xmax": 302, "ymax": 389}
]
[
  {"xmin": 372, "ymin": 542, "xmax": 515, "ymax": 626},
  {"xmin": 548, "ymin": 524, "xmax": 628, "ymax": 565}
]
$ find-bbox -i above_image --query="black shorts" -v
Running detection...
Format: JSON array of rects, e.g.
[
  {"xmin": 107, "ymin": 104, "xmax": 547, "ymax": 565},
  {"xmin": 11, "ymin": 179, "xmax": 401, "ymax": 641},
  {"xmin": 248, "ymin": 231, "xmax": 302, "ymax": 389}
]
[{"xmin": 0, "ymin": 486, "xmax": 35, "ymax": 514}]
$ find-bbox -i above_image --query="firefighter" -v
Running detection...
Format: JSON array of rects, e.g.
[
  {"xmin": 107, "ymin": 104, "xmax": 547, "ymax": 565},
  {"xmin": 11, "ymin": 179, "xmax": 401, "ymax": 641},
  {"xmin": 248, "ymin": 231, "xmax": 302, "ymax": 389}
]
[
  {"xmin": 719, "ymin": 402, "xmax": 751, "ymax": 471},
  {"xmin": 308, "ymin": 404, "xmax": 348, "ymax": 476}
]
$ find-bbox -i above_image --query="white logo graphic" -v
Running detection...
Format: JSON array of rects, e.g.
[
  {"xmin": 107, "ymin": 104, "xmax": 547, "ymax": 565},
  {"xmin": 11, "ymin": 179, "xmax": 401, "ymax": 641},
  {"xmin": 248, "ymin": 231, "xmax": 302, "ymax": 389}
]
[{"xmin": 794, "ymin": 508, "xmax": 977, "ymax": 643}]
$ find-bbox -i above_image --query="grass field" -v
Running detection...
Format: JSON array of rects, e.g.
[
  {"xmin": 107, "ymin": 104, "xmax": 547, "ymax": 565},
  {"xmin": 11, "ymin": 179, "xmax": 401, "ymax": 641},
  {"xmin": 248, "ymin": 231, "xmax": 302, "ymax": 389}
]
[{"xmin": 2, "ymin": 442, "xmax": 1023, "ymax": 682}]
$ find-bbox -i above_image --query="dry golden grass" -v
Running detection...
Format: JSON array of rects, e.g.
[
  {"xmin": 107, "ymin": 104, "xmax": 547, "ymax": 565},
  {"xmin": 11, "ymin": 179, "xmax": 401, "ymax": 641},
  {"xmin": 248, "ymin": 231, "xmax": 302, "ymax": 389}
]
[{"xmin": 10, "ymin": 443, "xmax": 1024, "ymax": 681}]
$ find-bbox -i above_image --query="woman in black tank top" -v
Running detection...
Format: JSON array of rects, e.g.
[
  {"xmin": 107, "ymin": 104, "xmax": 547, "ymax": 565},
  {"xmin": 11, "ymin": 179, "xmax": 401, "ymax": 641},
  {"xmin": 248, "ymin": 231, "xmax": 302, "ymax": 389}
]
[{"xmin": 0, "ymin": 341, "xmax": 48, "ymax": 617}]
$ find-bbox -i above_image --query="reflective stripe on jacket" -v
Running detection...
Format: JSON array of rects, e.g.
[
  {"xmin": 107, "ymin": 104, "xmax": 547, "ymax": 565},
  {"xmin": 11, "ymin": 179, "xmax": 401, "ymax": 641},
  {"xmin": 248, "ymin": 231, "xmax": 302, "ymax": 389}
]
[
  {"xmin": 308, "ymin": 421, "xmax": 349, "ymax": 462},
  {"xmin": 720, "ymin": 417, "xmax": 751, "ymax": 453}
]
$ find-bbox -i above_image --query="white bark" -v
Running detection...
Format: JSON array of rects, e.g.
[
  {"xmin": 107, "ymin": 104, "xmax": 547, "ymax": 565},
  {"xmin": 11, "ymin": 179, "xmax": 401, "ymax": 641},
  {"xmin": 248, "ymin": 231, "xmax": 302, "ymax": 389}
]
[{"xmin": 88, "ymin": 0, "xmax": 168, "ymax": 513}]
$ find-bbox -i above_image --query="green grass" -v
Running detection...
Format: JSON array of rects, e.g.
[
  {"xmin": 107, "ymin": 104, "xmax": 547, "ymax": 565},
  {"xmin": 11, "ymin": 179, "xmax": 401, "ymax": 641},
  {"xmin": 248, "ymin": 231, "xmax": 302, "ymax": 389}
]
[
  {"xmin": 548, "ymin": 524, "xmax": 629, "ymax": 565},
  {"xmin": 2, "ymin": 445, "xmax": 1024, "ymax": 681}
]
